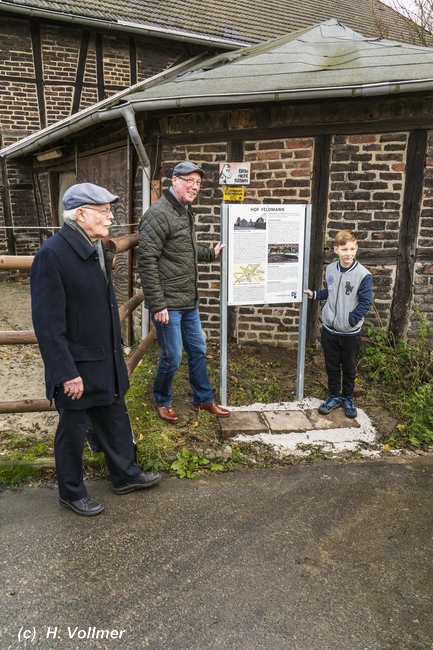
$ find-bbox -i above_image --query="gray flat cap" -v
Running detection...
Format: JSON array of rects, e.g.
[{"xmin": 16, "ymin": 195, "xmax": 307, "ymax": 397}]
[
  {"xmin": 172, "ymin": 161, "xmax": 204, "ymax": 178},
  {"xmin": 62, "ymin": 182, "xmax": 120, "ymax": 209}
]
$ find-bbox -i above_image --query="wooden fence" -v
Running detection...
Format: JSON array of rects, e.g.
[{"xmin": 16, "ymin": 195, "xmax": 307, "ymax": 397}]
[{"xmin": 0, "ymin": 232, "xmax": 155, "ymax": 414}]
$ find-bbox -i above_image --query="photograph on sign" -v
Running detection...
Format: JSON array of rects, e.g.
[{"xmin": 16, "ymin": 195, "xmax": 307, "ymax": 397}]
[
  {"xmin": 219, "ymin": 162, "xmax": 251, "ymax": 185},
  {"xmin": 227, "ymin": 204, "xmax": 306, "ymax": 305}
]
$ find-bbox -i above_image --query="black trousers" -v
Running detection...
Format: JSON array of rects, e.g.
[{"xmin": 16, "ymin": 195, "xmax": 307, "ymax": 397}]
[
  {"xmin": 320, "ymin": 327, "xmax": 361, "ymax": 397},
  {"xmin": 55, "ymin": 394, "xmax": 141, "ymax": 501}
]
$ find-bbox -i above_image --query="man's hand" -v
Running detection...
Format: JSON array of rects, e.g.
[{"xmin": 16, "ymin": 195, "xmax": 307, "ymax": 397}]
[
  {"xmin": 154, "ymin": 309, "xmax": 169, "ymax": 324},
  {"xmin": 63, "ymin": 376, "xmax": 84, "ymax": 400},
  {"xmin": 304, "ymin": 289, "xmax": 313, "ymax": 299},
  {"xmin": 214, "ymin": 241, "xmax": 225, "ymax": 257}
]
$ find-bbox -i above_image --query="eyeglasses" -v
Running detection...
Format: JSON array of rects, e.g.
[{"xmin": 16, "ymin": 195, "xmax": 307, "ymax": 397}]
[
  {"xmin": 82, "ymin": 205, "xmax": 113, "ymax": 216},
  {"xmin": 177, "ymin": 176, "xmax": 203, "ymax": 188}
]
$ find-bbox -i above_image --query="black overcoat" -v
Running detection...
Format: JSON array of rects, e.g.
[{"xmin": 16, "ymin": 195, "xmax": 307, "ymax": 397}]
[{"xmin": 30, "ymin": 224, "xmax": 129, "ymax": 409}]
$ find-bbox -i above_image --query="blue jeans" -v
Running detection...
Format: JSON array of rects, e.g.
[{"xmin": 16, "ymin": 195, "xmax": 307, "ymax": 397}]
[{"xmin": 152, "ymin": 308, "xmax": 215, "ymax": 406}]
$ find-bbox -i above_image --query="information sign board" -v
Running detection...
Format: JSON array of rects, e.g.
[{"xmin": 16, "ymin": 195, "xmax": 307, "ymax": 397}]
[{"xmin": 227, "ymin": 203, "xmax": 306, "ymax": 305}]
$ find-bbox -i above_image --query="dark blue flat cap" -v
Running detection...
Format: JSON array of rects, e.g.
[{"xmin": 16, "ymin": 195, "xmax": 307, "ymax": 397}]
[
  {"xmin": 172, "ymin": 161, "xmax": 204, "ymax": 178},
  {"xmin": 62, "ymin": 182, "xmax": 120, "ymax": 209}
]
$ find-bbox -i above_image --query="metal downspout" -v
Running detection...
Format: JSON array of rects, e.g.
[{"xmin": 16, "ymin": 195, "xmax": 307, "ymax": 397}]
[{"xmin": 118, "ymin": 104, "xmax": 151, "ymax": 338}]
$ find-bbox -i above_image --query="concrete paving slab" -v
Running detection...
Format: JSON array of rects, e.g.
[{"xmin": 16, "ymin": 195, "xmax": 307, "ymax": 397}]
[
  {"xmin": 229, "ymin": 397, "xmax": 377, "ymax": 455},
  {"xmin": 220, "ymin": 410, "xmax": 268, "ymax": 440},
  {"xmin": 306, "ymin": 407, "xmax": 361, "ymax": 430},
  {"xmin": 263, "ymin": 409, "xmax": 313, "ymax": 433}
]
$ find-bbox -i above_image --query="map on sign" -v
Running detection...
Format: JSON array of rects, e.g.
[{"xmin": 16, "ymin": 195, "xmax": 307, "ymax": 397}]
[{"xmin": 233, "ymin": 263, "xmax": 266, "ymax": 284}]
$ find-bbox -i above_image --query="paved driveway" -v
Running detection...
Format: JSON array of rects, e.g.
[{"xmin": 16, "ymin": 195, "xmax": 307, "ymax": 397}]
[{"xmin": 2, "ymin": 457, "xmax": 433, "ymax": 650}]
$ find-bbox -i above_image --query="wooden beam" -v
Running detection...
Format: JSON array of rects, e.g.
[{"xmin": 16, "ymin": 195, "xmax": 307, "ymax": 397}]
[
  {"xmin": 0, "ymin": 399, "xmax": 55, "ymax": 413},
  {"xmin": 0, "ymin": 148, "xmax": 15, "ymax": 254},
  {"xmin": 107, "ymin": 232, "xmax": 139, "ymax": 254},
  {"xmin": 95, "ymin": 33, "xmax": 104, "ymax": 102},
  {"xmin": 158, "ymin": 117, "xmax": 433, "ymax": 147},
  {"xmin": 0, "ymin": 458, "xmax": 56, "ymax": 468},
  {"xmin": 126, "ymin": 327, "xmax": 156, "ymax": 376},
  {"xmin": 0, "ymin": 331, "xmax": 37, "ymax": 344},
  {"xmin": 0, "ymin": 255, "xmax": 33, "ymax": 269},
  {"xmin": 389, "ymin": 129, "xmax": 428, "ymax": 340},
  {"xmin": 0, "ymin": 293, "xmax": 143, "ymax": 343},
  {"xmin": 30, "ymin": 19, "xmax": 46, "ymax": 129},
  {"xmin": 307, "ymin": 134, "xmax": 331, "ymax": 346},
  {"xmin": 129, "ymin": 37, "xmax": 137, "ymax": 86},
  {"xmin": 324, "ymin": 248, "xmax": 433, "ymax": 265},
  {"xmin": 72, "ymin": 30, "xmax": 91, "ymax": 115},
  {"xmin": 118, "ymin": 290, "xmax": 144, "ymax": 323}
]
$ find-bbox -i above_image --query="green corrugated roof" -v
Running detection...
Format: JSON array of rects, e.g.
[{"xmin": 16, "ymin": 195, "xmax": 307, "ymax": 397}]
[{"xmin": 119, "ymin": 20, "xmax": 433, "ymax": 104}]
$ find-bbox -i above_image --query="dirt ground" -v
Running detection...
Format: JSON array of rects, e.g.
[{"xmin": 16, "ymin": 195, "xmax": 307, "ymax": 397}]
[
  {"xmin": 0, "ymin": 278, "xmax": 59, "ymax": 438},
  {"xmin": 0, "ymin": 277, "xmax": 397, "ymax": 443}
]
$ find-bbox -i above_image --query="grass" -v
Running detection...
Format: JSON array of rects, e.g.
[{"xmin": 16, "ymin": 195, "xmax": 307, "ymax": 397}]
[
  {"xmin": 358, "ymin": 311, "xmax": 433, "ymax": 448},
  {"xmin": 4, "ymin": 314, "xmax": 433, "ymax": 487},
  {"xmin": 0, "ymin": 338, "xmax": 304, "ymax": 486}
]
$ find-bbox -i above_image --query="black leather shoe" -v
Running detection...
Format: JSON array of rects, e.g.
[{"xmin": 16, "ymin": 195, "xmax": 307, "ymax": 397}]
[
  {"xmin": 113, "ymin": 471, "xmax": 162, "ymax": 495},
  {"xmin": 59, "ymin": 495, "xmax": 104, "ymax": 516}
]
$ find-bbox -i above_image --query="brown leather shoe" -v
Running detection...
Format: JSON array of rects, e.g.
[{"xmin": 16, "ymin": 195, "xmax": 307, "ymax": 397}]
[
  {"xmin": 192, "ymin": 402, "xmax": 230, "ymax": 418},
  {"xmin": 153, "ymin": 403, "xmax": 179, "ymax": 423}
]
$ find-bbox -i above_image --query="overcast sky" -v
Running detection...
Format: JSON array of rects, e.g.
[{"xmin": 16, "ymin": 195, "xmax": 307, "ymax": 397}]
[{"xmin": 380, "ymin": 0, "xmax": 420, "ymax": 17}]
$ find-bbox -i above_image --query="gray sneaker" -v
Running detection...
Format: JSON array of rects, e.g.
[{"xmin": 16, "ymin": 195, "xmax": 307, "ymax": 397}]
[{"xmin": 113, "ymin": 471, "xmax": 162, "ymax": 495}]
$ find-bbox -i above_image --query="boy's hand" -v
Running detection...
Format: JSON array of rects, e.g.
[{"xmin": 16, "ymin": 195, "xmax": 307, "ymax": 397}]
[{"xmin": 304, "ymin": 289, "xmax": 313, "ymax": 299}]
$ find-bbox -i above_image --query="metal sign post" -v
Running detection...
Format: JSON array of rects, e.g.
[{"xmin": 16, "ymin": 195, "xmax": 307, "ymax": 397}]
[
  {"xmin": 295, "ymin": 204, "xmax": 312, "ymax": 401},
  {"xmin": 220, "ymin": 203, "xmax": 229, "ymax": 406}
]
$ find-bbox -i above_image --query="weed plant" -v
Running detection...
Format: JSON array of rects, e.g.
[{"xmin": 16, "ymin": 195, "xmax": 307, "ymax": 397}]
[{"xmin": 359, "ymin": 311, "xmax": 433, "ymax": 447}]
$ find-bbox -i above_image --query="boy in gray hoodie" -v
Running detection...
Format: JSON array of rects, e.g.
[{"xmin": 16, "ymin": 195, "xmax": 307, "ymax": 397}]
[{"xmin": 304, "ymin": 230, "xmax": 372, "ymax": 418}]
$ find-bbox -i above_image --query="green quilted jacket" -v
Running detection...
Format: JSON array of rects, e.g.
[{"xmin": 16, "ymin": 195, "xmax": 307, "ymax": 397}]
[{"xmin": 138, "ymin": 190, "xmax": 215, "ymax": 313}]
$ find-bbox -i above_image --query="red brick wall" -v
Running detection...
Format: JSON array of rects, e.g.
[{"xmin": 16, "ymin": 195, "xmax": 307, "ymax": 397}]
[
  {"xmin": 327, "ymin": 133, "xmax": 408, "ymax": 329},
  {"xmin": 0, "ymin": 13, "xmax": 204, "ymax": 255},
  {"xmin": 234, "ymin": 138, "xmax": 314, "ymax": 345},
  {"xmin": 157, "ymin": 142, "xmax": 228, "ymax": 338},
  {"xmin": 245, "ymin": 138, "xmax": 313, "ymax": 204},
  {"xmin": 145, "ymin": 120, "xmax": 431, "ymax": 346},
  {"xmin": 150, "ymin": 137, "xmax": 314, "ymax": 345}
]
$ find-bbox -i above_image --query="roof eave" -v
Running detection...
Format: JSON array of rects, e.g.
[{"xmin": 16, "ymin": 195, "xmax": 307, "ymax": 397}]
[
  {"xmin": 3, "ymin": 78, "xmax": 433, "ymax": 160},
  {"xmin": 0, "ymin": 1, "xmax": 251, "ymax": 49}
]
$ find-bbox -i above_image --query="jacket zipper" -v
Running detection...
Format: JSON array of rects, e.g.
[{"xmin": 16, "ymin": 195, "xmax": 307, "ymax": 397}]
[{"xmin": 331, "ymin": 274, "xmax": 343, "ymax": 331}]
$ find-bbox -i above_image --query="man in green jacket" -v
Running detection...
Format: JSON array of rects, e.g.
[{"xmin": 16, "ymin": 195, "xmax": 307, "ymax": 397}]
[{"xmin": 138, "ymin": 161, "xmax": 230, "ymax": 423}]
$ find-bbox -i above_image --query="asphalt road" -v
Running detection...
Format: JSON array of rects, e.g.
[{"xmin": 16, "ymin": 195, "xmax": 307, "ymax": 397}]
[{"xmin": 2, "ymin": 457, "xmax": 433, "ymax": 650}]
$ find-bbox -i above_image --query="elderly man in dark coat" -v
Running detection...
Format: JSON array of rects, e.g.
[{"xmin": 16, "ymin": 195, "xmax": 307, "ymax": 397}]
[{"xmin": 30, "ymin": 182, "xmax": 161, "ymax": 516}]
